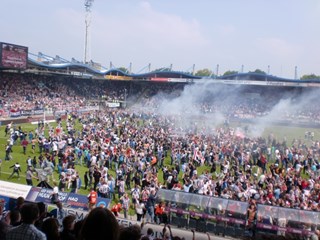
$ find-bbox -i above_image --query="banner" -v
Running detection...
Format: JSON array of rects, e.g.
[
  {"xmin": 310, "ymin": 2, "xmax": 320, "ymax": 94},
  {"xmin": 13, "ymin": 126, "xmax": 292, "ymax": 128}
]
[
  {"xmin": 0, "ymin": 180, "xmax": 32, "ymax": 199},
  {"xmin": 105, "ymin": 75, "xmax": 133, "ymax": 80},
  {"xmin": 33, "ymin": 109, "xmax": 44, "ymax": 115},
  {"xmin": 168, "ymin": 78, "xmax": 194, "ymax": 83},
  {"xmin": 25, "ymin": 186, "xmax": 110, "ymax": 210},
  {"xmin": 150, "ymin": 77, "xmax": 168, "ymax": 82},
  {"xmin": 9, "ymin": 111, "xmax": 21, "ymax": 118},
  {"xmin": 106, "ymin": 102, "xmax": 120, "ymax": 108},
  {"xmin": 20, "ymin": 110, "xmax": 33, "ymax": 116},
  {"xmin": 50, "ymin": 206, "xmax": 88, "ymax": 222},
  {"xmin": 256, "ymin": 223, "xmax": 313, "ymax": 236}
]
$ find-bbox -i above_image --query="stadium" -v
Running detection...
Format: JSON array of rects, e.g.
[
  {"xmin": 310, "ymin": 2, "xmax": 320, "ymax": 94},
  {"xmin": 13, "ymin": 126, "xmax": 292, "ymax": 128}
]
[{"xmin": 1, "ymin": 41, "xmax": 320, "ymax": 240}]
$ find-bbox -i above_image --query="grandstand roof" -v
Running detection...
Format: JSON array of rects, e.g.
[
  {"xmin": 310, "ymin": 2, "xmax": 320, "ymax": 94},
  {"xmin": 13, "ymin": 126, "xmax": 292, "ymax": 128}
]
[
  {"xmin": 26, "ymin": 55, "xmax": 200, "ymax": 80},
  {"xmin": 2, "ymin": 51, "xmax": 320, "ymax": 84},
  {"xmin": 218, "ymin": 72, "xmax": 292, "ymax": 82}
]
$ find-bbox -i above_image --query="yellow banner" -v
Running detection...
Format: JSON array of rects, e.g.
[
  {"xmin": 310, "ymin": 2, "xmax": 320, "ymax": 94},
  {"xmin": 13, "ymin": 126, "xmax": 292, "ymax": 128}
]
[{"xmin": 104, "ymin": 75, "xmax": 132, "ymax": 80}]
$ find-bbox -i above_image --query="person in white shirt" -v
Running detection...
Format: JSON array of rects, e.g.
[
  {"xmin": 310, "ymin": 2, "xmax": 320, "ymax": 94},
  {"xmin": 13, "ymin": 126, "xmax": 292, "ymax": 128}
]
[{"xmin": 135, "ymin": 200, "xmax": 145, "ymax": 222}]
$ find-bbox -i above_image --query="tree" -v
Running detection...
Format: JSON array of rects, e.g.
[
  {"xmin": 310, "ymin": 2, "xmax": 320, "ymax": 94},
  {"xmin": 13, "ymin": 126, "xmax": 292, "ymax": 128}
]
[
  {"xmin": 249, "ymin": 69, "xmax": 266, "ymax": 75},
  {"xmin": 195, "ymin": 68, "xmax": 213, "ymax": 77},
  {"xmin": 300, "ymin": 74, "xmax": 320, "ymax": 80},
  {"xmin": 117, "ymin": 67, "xmax": 129, "ymax": 74},
  {"xmin": 223, "ymin": 70, "xmax": 238, "ymax": 76}
]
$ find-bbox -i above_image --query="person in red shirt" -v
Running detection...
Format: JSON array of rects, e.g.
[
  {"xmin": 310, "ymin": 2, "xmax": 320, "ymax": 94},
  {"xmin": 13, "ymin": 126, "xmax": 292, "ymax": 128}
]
[
  {"xmin": 111, "ymin": 203, "xmax": 122, "ymax": 217},
  {"xmin": 260, "ymin": 154, "xmax": 267, "ymax": 174},
  {"xmin": 88, "ymin": 188, "xmax": 97, "ymax": 210},
  {"xmin": 21, "ymin": 138, "xmax": 28, "ymax": 155},
  {"xmin": 155, "ymin": 202, "xmax": 166, "ymax": 224}
]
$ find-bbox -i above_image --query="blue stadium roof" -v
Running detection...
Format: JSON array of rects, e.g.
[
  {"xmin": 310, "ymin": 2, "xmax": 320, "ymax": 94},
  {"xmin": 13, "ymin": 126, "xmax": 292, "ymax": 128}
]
[
  {"xmin": 27, "ymin": 56, "xmax": 200, "ymax": 79},
  {"xmin": 22, "ymin": 52, "xmax": 320, "ymax": 83},
  {"xmin": 218, "ymin": 72, "xmax": 292, "ymax": 81}
]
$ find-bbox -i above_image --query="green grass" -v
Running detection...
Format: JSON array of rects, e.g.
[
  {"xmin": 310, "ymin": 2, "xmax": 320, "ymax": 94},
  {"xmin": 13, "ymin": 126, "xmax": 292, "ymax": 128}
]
[{"xmin": 0, "ymin": 120, "xmax": 318, "ymax": 215}]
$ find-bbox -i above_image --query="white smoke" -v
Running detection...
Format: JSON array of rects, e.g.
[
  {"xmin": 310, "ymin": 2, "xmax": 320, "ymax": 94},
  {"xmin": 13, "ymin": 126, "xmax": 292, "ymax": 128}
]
[{"xmin": 130, "ymin": 80, "xmax": 320, "ymax": 138}]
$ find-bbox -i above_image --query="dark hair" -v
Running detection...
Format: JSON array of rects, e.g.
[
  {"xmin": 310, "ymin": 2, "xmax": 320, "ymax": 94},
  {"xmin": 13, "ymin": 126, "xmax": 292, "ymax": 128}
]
[
  {"xmin": 10, "ymin": 209, "xmax": 21, "ymax": 225},
  {"xmin": 74, "ymin": 219, "xmax": 84, "ymax": 239},
  {"xmin": 62, "ymin": 215, "xmax": 76, "ymax": 230},
  {"xmin": 37, "ymin": 202, "xmax": 47, "ymax": 215},
  {"xmin": 0, "ymin": 221, "xmax": 10, "ymax": 240},
  {"xmin": 16, "ymin": 197, "xmax": 25, "ymax": 209},
  {"xmin": 147, "ymin": 228, "xmax": 154, "ymax": 235},
  {"xmin": 20, "ymin": 203, "xmax": 39, "ymax": 224},
  {"xmin": 118, "ymin": 225, "xmax": 142, "ymax": 240},
  {"xmin": 42, "ymin": 218, "xmax": 60, "ymax": 240},
  {"xmin": 80, "ymin": 208, "xmax": 119, "ymax": 240}
]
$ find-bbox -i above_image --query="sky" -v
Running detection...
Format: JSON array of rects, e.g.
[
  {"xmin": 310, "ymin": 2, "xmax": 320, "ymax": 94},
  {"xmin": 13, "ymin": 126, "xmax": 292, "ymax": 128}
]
[{"xmin": 1, "ymin": 0, "xmax": 320, "ymax": 78}]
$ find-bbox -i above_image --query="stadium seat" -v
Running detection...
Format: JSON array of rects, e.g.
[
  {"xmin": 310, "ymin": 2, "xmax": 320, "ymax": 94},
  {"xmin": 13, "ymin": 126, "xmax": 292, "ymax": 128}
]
[
  {"xmin": 171, "ymin": 216, "xmax": 188, "ymax": 229},
  {"xmin": 188, "ymin": 218, "xmax": 197, "ymax": 229},
  {"xmin": 214, "ymin": 224, "xmax": 225, "ymax": 236},
  {"xmin": 206, "ymin": 222, "xmax": 216, "ymax": 234},
  {"xmin": 234, "ymin": 227, "xmax": 244, "ymax": 238},
  {"xmin": 196, "ymin": 220, "xmax": 207, "ymax": 232},
  {"xmin": 224, "ymin": 225, "xmax": 235, "ymax": 237}
]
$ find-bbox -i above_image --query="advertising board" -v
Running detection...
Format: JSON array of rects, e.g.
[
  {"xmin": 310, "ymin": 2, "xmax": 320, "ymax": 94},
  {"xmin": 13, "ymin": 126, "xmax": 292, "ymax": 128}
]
[{"xmin": 0, "ymin": 42, "xmax": 28, "ymax": 69}]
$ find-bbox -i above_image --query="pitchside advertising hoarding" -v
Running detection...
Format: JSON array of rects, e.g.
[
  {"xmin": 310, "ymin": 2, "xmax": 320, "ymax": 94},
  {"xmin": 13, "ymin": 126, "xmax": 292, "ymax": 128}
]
[
  {"xmin": 0, "ymin": 42, "xmax": 28, "ymax": 69},
  {"xmin": 24, "ymin": 186, "xmax": 110, "ymax": 210},
  {"xmin": 0, "ymin": 180, "xmax": 110, "ymax": 211}
]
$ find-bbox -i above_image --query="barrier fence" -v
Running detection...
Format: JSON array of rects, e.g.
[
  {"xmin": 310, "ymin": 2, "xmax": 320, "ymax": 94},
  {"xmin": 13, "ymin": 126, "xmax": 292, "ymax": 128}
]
[{"xmin": 156, "ymin": 189, "xmax": 320, "ymax": 240}]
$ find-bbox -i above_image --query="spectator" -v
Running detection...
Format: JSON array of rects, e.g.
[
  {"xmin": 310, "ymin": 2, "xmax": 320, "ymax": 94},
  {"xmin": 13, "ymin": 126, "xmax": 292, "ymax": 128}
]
[
  {"xmin": 14, "ymin": 197, "xmax": 25, "ymax": 212},
  {"xmin": 111, "ymin": 203, "xmax": 122, "ymax": 217},
  {"xmin": 42, "ymin": 218, "xmax": 60, "ymax": 240},
  {"xmin": 73, "ymin": 219, "xmax": 84, "ymax": 239},
  {"xmin": 118, "ymin": 225, "xmax": 142, "ymax": 240},
  {"xmin": 141, "ymin": 227, "xmax": 154, "ymax": 240},
  {"xmin": 60, "ymin": 215, "xmax": 76, "ymax": 240},
  {"xmin": 35, "ymin": 202, "xmax": 51, "ymax": 231},
  {"xmin": 25, "ymin": 166, "xmax": 38, "ymax": 186},
  {"xmin": 6, "ymin": 203, "xmax": 46, "ymax": 240},
  {"xmin": 79, "ymin": 208, "xmax": 119, "ymax": 240},
  {"xmin": 135, "ymin": 199, "xmax": 145, "ymax": 222},
  {"xmin": 0, "ymin": 220, "xmax": 10, "ymax": 240},
  {"xmin": 21, "ymin": 138, "xmax": 28, "ymax": 155},
  {"xmin": 145, "ymin": 189, "xmax": 156, "ymax": 223},
  {"xmin": 9, "ymin": 210, "xmax": 21, "ymax": 227},
  {"xmin": 120, "ymin": 193, "xmax": 130, "ymax": 219}
]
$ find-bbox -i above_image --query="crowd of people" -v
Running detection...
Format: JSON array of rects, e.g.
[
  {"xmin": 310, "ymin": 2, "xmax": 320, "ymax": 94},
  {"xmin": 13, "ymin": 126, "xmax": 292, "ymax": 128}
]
[
  {"xmin": 0, "ymin": 73, "xmax": 132, "ymax": 117},
  {"xmin": 0, "ymin": 198, "xmax": 208, "ymax": 240},
  {"xmin": 2, "ymin": 72, "xmax": 320, "ymax": 124},
  {"xmin": 2, "ymin": 72, "xmax": 320, "ymax": 239},
  {"xmin": 3, "ymin": 105, "xmax": 320, "ymax": 236}
]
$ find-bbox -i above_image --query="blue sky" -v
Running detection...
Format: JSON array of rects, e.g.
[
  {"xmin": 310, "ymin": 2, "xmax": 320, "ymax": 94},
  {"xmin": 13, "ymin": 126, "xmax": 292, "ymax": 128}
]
[{"xmin": 1, "ymin": 0, "xmax": 320, "ymax": 78}]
